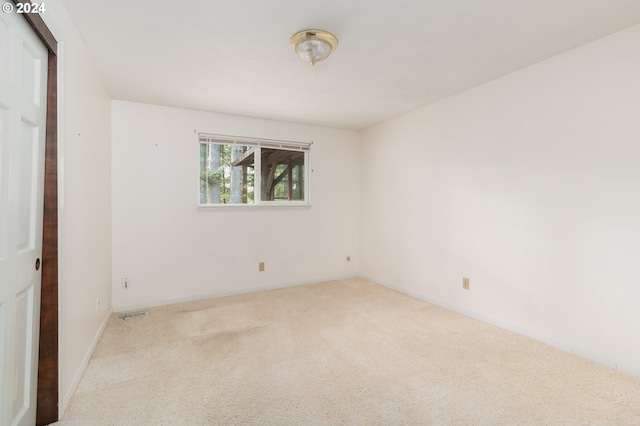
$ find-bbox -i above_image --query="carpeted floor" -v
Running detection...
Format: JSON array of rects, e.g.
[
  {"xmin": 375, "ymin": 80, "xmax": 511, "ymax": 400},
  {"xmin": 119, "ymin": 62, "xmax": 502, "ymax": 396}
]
[{"xmin": 54, "ymin": 278, "xmax": 640, "ymax": 425}]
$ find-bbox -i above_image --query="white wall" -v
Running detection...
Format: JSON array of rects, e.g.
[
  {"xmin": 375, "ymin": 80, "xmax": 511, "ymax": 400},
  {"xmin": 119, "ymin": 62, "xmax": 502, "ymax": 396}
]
[
  {"xmin": 361, "ymin": 25, "xmax": 640, "ymax": 376},
  {"xmin": 42, "ymin": 0, "xmax": 112, "ymax": 414},
  {"xmin": 111, "ymin": 101, "xmax": 360, "ymax": 310}
]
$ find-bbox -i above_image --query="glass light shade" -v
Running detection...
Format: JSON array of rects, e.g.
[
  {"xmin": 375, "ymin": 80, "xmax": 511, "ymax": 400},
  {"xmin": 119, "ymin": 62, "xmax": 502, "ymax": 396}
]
[
  {"xmin": 290, "ymin": 30, "xmax": 338, "ymax": 66},
  {"xmin": 295, "ymin": 39, "xmax": 332, "ymax": 65}
]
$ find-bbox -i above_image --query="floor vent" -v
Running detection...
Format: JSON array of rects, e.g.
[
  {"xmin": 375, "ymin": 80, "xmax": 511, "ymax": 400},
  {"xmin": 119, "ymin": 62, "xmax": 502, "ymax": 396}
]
[{"xmin": 118, "ymin": 311, "xmax": 148, "ymax": 320}]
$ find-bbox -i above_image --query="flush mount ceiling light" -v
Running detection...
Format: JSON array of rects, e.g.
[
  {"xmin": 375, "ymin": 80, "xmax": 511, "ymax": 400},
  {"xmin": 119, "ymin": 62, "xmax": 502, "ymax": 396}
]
[{"xmin": 290, "ymin": 29, "xmax": 338, "ymax": 66}]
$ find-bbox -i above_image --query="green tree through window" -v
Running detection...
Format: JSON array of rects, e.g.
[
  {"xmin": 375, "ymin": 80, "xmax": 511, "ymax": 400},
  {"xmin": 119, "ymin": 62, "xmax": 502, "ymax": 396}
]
[{"xmin": 199, "ymin": 134, "xmax": 310, "ymax": 206}]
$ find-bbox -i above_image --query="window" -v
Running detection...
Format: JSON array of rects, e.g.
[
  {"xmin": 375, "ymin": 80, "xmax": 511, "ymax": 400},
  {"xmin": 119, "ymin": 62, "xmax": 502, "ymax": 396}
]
[{"xmin": 199, "ymin": 133, "xmax": 310, "ymax": 207}]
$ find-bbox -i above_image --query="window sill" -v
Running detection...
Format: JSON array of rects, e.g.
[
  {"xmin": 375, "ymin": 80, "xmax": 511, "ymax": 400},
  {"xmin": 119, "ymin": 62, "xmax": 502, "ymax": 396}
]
[{"xmin": 197, "ymin": 203, "xmax": 311, "ymax": 212}]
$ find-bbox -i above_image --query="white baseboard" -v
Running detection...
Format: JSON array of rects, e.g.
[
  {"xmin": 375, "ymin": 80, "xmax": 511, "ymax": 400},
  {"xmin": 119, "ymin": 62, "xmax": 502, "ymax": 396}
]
[
  {"xmin": 59, "ymin": 307, "xmax": 113, "ymax": 417},
  {"xmin": 359, "ymin": 274, "xmax": 640, "ymax": 379},
  {"xmin": 113, "ymin": 274, "xmax": 359, "ymax": 313}
]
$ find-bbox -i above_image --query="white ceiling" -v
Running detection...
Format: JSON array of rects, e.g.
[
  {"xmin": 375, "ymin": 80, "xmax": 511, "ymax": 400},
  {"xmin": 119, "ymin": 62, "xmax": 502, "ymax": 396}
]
[{"xmin": 63, "ymin": 0, "xmax": 640, "ymax": 130}]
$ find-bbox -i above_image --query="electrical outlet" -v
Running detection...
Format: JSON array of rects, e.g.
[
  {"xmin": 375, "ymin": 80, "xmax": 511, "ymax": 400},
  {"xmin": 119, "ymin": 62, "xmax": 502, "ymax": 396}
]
[
  {"xmin": 462, "ymin": 277, "xmax": 470, "ymax": 290},
  {"xmin": 122, "ymin": 277, "xmax": 129, "ymax": 289},
  {"xmin": 259, "ymin": 262, "xmax": 265, "ymax": 272}
]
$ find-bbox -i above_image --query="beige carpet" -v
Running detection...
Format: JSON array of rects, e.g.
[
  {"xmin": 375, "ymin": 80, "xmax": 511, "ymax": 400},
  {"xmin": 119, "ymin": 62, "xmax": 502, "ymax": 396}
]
[{"xmin": 54, "ymin": 278, "xmax": 640, "ymax": 425}]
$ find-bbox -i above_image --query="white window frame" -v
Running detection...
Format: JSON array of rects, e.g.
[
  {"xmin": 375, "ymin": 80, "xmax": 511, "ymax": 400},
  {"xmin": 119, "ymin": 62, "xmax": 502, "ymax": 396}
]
[{"xmin": 198, "ymin": 133, "xmax": 311, "ymax": 211}]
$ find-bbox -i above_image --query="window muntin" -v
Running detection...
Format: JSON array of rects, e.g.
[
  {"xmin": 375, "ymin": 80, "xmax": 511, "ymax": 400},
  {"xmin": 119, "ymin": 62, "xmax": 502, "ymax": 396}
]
[{"xmin": 198, "ymin": 134, "xmax": 310, "ymax": 206}]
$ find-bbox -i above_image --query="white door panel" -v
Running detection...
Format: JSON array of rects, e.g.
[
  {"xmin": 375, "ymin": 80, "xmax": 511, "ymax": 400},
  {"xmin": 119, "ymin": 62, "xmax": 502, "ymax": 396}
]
[{"xmin": 0, "ymin": 2, "xmax": 48, "ymax": 425}]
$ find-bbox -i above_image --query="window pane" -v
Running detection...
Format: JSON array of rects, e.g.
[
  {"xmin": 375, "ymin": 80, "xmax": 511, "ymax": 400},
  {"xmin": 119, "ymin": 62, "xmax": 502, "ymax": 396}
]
[
  {"xmin": 260, "ymin": 148, "xmax": 305, "ymax": 201},
  {"xmin": 199, "ymin": 143, "xmax": 254, "ymax": 204}
]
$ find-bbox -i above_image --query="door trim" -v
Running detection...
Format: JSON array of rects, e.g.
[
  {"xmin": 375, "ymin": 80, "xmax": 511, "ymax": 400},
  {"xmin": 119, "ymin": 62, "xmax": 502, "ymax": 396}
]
[
  {"xmin": 37, "ymin": 51, "xmax": 58, "ymax": 426},
  {"xmin": 13, "ymin": 0, "xmax": 56, "ymax": 53},
  {"xmin": 10, "ymin": 1, "xmax": 59, "ymax": 424}
]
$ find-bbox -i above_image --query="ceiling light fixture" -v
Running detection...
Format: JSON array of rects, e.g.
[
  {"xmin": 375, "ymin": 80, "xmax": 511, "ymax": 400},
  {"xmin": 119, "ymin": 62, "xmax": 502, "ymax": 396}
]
[{"xmin": 290, "ymin": 29, "xmax": 338, "ymax": 66}]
